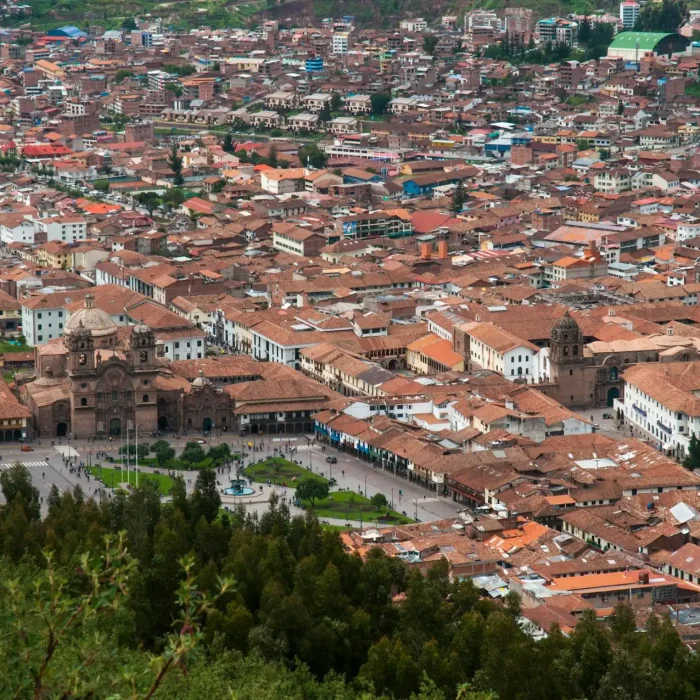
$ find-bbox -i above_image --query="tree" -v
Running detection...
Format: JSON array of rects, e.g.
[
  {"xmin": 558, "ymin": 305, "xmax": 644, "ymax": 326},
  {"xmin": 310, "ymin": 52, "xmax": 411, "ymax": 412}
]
[
  {"xmin": 165, "ymin": 83, "xmax": 183, "ymax": 97},
  {"xmin": 0, "ymin": 463, "xmax": 40, "ymax": 521},
  {"xmin": 371, "ymin": 492, "xmax": 388, "ymax": 509},
  {"xmin": 114, "ymin": 69, "xmax": 135, "ymax": 83},
  {"xmin": 371, "ymin": 91, "xmax": 392, "ymax": 115},
  {"xmin": 208, "ymin": 442, "xmax": 231, "ymax": 465},
  {"xmin": 684, "ymin": 434, "xmax": 700, "ymax": 470},
  {"xmin": 154, "ymin": 441, "xmax": 176, "ymax": 468},
  {"xmin": 617, "ymin": 99, "xmax": 625, "ymax": 115},
  {"xmin": 134, "ymin": 191, "xmax": 161, "ymax": 216},
  {"xmin": 190, "ymin": 468, "xmax": 221, "ymax": 523},
  {"xmin": 267, "ymin": 144, "xmax": 278, "ymax": 168},
  {"xmin": 168, "ymin": 145, "xmax": 184, "ymax": 186},
  {"xmin": 211, "ymin": 179, "xmax": 226, "ymax": 193},
  {"xmin": 161, "ymin": 187, "xmax": 185, "ymax": 210},
  {"xmin": 298, "ymin": 144, "xmax": 328, "ymax": 169},
  {"xmin": 423, "ymin": 34, "xmax": 438, "ymax": 55},
  {"xmin": 0, "ymin": 535, "xmax": 233, "ymax": 698},
  {"xmin": 318, "ymin": 103, "xmax": 332, "ymax": 123},
  {"xmin": 635, "ymin": 0, "xmax": 688, "ymax": 32},
  {"xmin": 296, "ymin": 477, "xmax": 329, "ymax": 507},
  {"xmin": 223, "ymin": 133, "xmax": 235, "ymax": 153},
  {"xmin": 163, "ymin": 63, "xmax": 197, "ymax": 77},
  {"xmin": 330, "ymin": 92, "xmax": 342, "ymax": 112},
  {"xmin": 578, "ymin": 16, "xmax": 591, "ymax": 44},
  {"xmin": 121, "ymin": 17, "xmax": 137, "ymax": 30},
  {"xmin": 93, "ymin": 179, "xmax": 110, "ymax": 193},
  {"xmin": 181, "ymin": 441, "xmax": 206, "ymax": 465},
  {"xmin": 452, "ymin": 180, "xmax": 466, "ymax": 215}
]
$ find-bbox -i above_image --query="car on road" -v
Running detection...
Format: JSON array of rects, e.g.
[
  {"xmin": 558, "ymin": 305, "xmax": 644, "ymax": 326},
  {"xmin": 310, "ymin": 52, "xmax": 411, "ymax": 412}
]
[
  {"xmin": 326, "ymin": 456, "xmax": 337, "ymax": 463},
  {"xmin": 21, "ymin": 445, "xmax": 33, "ymax": 452}
]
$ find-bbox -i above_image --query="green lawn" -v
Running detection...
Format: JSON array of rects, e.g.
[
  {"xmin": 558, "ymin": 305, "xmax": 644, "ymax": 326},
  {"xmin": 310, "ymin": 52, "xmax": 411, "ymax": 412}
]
[
  {"xmin": 303, "ymin": 491, "xmax": 412, "ymax": 524},
  {"xmin": 243, "ymin": 457, "xmax": 326, "ymax": 488},
  {"xmin": 88, "ymin": 465, "xmax": 175, "ymax": 495}
]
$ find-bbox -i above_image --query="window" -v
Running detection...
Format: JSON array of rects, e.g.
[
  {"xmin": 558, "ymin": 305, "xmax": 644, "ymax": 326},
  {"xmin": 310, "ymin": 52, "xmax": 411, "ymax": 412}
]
[
  {"xmin": 112, "ymin": 391, "xmax": 118, "ymax": 401},
  {"xmin": 143, "ymin": 394, "xmax": 149, "ymax": 403},
  {"xmin": 80, "ymin": 398, "xmax": 87, "ymax": 406},
  {"xmin": 573, "ymin": 345, "xmax": 578, "ymax": 356},
  {"xmin": 81, "ymin": 383, "xmax": 87, "ymax": 389},
  {"xmin": 38, "ymin": 324, "xmax": 42, "ymax": 330},
  {"xmin": 37, "ymin": 313, "xmax": 42, "ymax": 319},
  {"xmin": 38, "ymin": 336, "xmax": 43, "ymax": 342},
  {"xmin": 58, "ymin": 311, "xmax": 63, "ymax": 318},
  {"xmin": 174, "ymin": 342, "xmax": 180, "ymax": 349}
]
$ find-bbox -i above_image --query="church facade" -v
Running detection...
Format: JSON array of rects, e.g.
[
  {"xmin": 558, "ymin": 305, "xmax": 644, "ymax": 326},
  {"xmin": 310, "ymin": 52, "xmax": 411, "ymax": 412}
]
[{"xmin": 22, "ymin": 294, "xmax": 236, "ymax": 439}]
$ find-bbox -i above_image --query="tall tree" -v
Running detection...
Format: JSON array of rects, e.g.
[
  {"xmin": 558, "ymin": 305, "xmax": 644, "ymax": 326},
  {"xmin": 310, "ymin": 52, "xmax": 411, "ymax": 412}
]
[
  {"xmin": 168, "ymin": 144, "xmax": 184, "ymax": 186},
  {"xmin": 684, "ymin": 434, "xmax": 700, "ymax": 470},
  {"xmin": 190, "ymin": 467, "xmax": 221, "ymax": 523},
  {"xmin": 370, "ymin": 91, "xmax": 392, "ymax": 115},
  {"xmin": 0, "ymin": 463, "xmax": 40, "ymax": 521},
  {"xmin": 452, "ymin": 180, "xmax": 466, "ymax": 214},
  {"xmin": 423, "ymin": 34, "xmax": 438, "ymax": 55},
  {"xmin": 296, "ymin": 477, "xmax": 329, "ymax": 507}
]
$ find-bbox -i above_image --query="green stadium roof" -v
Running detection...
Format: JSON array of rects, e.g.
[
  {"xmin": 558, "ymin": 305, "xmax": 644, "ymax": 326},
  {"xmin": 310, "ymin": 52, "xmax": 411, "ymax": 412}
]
[{"xmin": 608, "ymin": 31, "xmax": 676, "ymax": 50}]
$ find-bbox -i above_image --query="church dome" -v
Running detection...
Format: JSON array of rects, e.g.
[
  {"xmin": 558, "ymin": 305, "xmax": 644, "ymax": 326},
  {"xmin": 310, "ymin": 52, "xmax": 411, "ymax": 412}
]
[
  {"xmin": 191, "ymin": 369, "xmax": 212, "ymax": 388},
  {"xmin": 551, "ymin": 311, "xmax": 581, "ymax": 337},
  {"xmin": 64, "ymin": 294, "xmax": 118, "ymax": 338}
]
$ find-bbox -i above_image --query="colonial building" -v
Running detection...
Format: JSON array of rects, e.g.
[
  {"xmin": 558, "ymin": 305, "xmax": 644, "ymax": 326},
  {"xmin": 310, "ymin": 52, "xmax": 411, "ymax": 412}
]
[{"xmin": 21, "ymin": 295, "xmax": 339, "ymax": 438}]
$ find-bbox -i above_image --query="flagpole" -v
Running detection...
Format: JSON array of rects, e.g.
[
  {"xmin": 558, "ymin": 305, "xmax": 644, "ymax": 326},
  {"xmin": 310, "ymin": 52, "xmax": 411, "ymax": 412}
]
[{"xmin": 135, "ymin": 424, "xmax": 138, "ymax": 487}]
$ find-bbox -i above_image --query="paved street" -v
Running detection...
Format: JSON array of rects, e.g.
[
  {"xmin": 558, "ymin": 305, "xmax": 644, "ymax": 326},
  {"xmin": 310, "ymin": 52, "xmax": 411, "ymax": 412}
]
[{"xmin": 0, "ymin": 434, "xmax": 462, "ymax": 523}]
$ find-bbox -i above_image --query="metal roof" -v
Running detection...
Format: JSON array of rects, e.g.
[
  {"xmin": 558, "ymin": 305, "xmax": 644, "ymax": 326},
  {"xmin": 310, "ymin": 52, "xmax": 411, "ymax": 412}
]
[{"xmin": 608, "ymin": 31, "xmax": 675, "ymax": 50}]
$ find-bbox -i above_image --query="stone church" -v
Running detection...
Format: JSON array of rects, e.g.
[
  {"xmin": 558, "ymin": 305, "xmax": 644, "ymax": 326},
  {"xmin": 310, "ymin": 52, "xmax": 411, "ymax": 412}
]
[
  {"xmin": 542, "ymin": 311, "xmax": 700, "ymax": 410},
  {"xmin": 21, "ymin": 294, "xmax": 236, "ymax": 438}
]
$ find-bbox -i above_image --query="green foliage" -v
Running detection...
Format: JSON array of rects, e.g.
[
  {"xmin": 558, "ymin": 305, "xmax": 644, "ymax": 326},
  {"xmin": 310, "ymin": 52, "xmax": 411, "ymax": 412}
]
[
  {"xmin": 319, "ymin": 103, "xmax": 332, "ymax": 123},
  {"xmin": 163, "ymin": 63, "xmax": 197, "ymax": 77},
  {"xmin": 3, "ymin": 462, "xmax": 700, "ymax": 699},
  {"xmin": 165, "ymin": 83, "xmax": 184, "ymax": 97},
  {"xmin": 0, "ymin": 533, "xmax": 232, "ymax": 698},
  {"xmin": 169, "ymin": 145, "xmax": 185, "ymax": 186},
  {"xmin": 181, "ymin": 441, "xmax": 206, "ymax": 464},
  {"xmin": 118, "ymin": 441, "xmax": 150, "ymax": 459},
  {"xmin": 684, "ymin": 434, "xmax": 700, "ymax": 470},
  {"xmin": 161, "ymin": 186, "xmax": 186, "ymax": 208},
  {"xmin": 371, "ymin": 492, "xmax": 388, "ymax": 508},
  {"xmin": 371, "ymin": 91, "xmax": 392, "ymax": 115},
  {"xmin": 222, "ymin": 133, "xmax": 234, "ymax": 152},
  {"xmin": 207, "ymin": 442, "xmax": 231, "ymax": 464},
  {"xmin": 1, "ymin": 463, "xmax": 40, "ymax": 521},
  {"xmin": 330, "ymin": 92, "xmax": 343, "ymax": 111},
  {"xmin": 114, "ymin": 68, "xmax": 135, "ymax": 83},
  {"xmin": 134, "ymin": 191, "xmax": 162, "ymax": 215},
  {"xmin": 153, "ymin": 439, "xmax": 176, "ymax": 468},
  {"xmin": 452, "ymin": 180, "xmax": 466, "ymax": 215},
  {"xmin": 423, "ymin": 34, "xmax": 438, "ymax": 55},
  {"xmin": 296, "ymin": 476, "xmax": 330, "ymax": 506},
  {"xmin": 121, "ymin": 17, "xmax": 137, "ymax": 30},
  {"xmin": 298, "ymin": 144, "xmax": 328, "ymax": 169},
  {"xmin": 93, "ymin": 179, "xmax": 110, "ymax": 193},
  {"xmin": 577, "ymin": 18, "xmax": 615, "ymax": 60},
  {"xmin": 635, "ymin": 0, "xmax": 688, "ymax": 32}
]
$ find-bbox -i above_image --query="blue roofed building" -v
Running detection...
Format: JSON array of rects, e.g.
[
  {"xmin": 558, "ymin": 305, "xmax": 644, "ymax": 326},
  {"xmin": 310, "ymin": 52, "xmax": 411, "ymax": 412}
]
[{"xmin": 46, "ymin": 26, "xmax": 87, "ymax": 40}]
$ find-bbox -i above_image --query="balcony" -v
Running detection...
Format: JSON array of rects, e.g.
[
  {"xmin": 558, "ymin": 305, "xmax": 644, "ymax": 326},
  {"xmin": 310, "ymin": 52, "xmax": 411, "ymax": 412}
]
[{"xmin": 633, "ymin": 404, "xmax": 647, "ymax": 417}]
